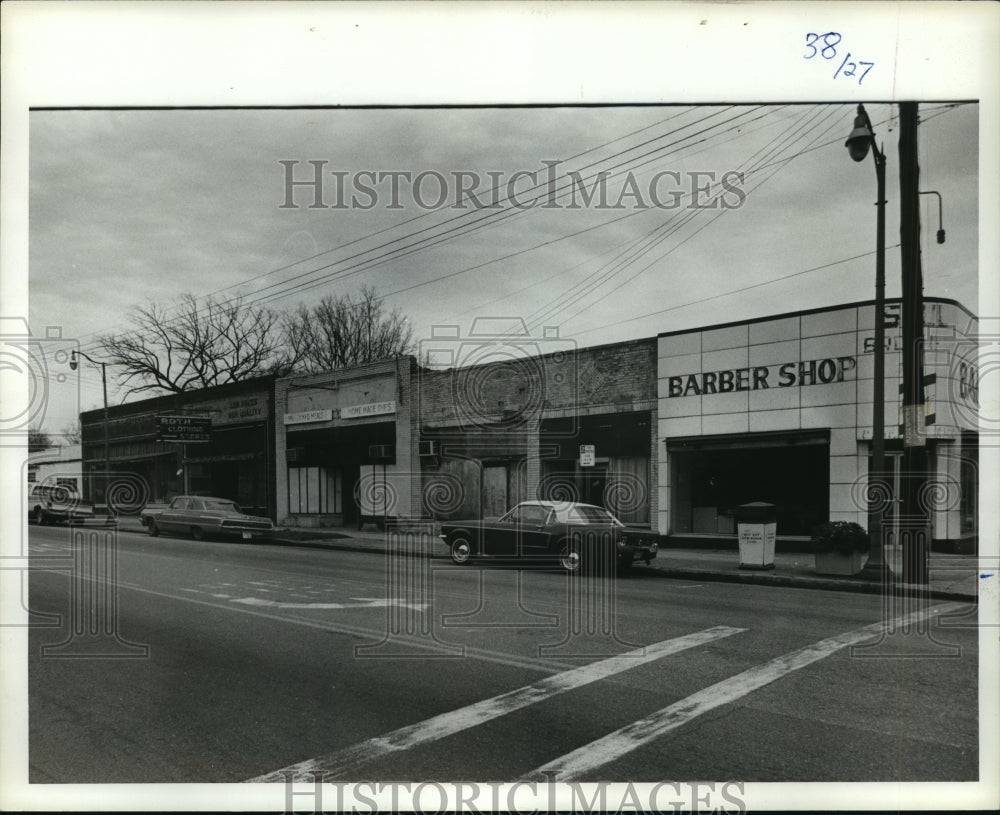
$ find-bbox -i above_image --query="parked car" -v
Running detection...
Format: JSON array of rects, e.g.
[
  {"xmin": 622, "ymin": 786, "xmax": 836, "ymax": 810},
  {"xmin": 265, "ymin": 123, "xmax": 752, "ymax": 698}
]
[
  {"xmin": 140, "ymin": 495, "xmax": 273, "ymax": 541},
  {"xmin": 439, "ymin": 500, "xmax": 658, "ymax": 574},
  {"xmin": 26, "ymin": 483, "xmax": 96, "ymax": 526}
]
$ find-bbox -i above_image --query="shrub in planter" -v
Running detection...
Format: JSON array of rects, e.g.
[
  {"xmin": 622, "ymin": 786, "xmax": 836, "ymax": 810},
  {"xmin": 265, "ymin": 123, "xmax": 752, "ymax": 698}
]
[
  {"xmin": 810, "ymin": 521, "xmax": 869, "ymax": 575},
  {"xmin": 810, "ymin": 521, "xmax": 869, "ymax": 554}
]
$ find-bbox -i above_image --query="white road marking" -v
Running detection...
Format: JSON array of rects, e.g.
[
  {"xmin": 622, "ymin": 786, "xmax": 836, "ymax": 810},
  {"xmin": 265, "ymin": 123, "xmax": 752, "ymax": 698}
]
[
  {"xmin": 47, "ymin": 573, "xmax": 590, "ymax": 675},
  {"xmin": 232, "ymin": 596, "xmax": 428, "ymax": 611},
  {"xmin": 245, "ymin": 625, "xmax": 745, "ymax": 783},
  {"xmin": 529, "ymin": 601, "xmax": 965, "ymax": 780}
]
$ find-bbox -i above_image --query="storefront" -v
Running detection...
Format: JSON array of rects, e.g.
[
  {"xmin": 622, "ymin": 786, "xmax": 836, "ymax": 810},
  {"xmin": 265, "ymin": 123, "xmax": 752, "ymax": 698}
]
[
  {"xmin": 657, "ymin": 298, "xmax": 978, "ymax": 550},
  {"xmin": 417, "ymin": 336, "xmax": 659, "ymax": 527},
  {"xmin": 80, "ymin": 377, "xmax": 276, "ymax": 517},
  {"xmin": 275, "ymin": 358, "xmax": 420, "ymax": 527}
]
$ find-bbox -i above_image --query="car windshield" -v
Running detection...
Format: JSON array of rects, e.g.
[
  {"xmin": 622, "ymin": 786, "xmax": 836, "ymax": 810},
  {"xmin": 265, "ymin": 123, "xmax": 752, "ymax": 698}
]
[{"xmin": 202, "ymin": 499, "xmax": 240, "ymax": 512}]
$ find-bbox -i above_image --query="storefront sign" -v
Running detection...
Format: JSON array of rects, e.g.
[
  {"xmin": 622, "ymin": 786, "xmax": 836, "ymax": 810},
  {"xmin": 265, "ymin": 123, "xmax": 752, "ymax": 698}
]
[
  {"xmin": 342, "ymin": 400, "xmax": 396, "ymax": 420},
  {"xmin": 191, "ymin": 393, "xmax": 270, "ymax": 426},
  {"xmin": 666, "ymin": 356, "xmax": 856, "ymax": 397},
  {"xmin": 580, "ymin": 444, "xmax": 596, "ymax": 467},
  {"xmin": 157, "ymin": 415, "xmax": 212, "ymax": 442},
  {"xmin": 284, "ymin": 409, "xmax": 333, "ymax": 425},
  {"xmin": 218, "ymin": 395, "xmax": 268, "ymax": 425}
]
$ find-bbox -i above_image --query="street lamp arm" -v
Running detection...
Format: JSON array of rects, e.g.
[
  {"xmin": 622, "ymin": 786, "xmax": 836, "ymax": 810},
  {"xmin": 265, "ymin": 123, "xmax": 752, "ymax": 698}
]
[{"xmin": 919, "ymin": 190, "xmax": 946, "ymax": 243}]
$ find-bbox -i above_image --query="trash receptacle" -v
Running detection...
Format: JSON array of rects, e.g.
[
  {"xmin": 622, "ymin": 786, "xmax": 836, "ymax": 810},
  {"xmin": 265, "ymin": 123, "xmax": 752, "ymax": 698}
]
[{"xmin": 734, "ymin": 502, "xmax": 776, "ymax": 570}]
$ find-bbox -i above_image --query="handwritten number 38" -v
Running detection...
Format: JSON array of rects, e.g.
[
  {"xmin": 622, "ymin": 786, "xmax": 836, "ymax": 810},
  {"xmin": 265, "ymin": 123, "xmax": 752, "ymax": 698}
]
[{"xmin": 804, "ymin": 32, "xmax": 841, "ymax": 59}]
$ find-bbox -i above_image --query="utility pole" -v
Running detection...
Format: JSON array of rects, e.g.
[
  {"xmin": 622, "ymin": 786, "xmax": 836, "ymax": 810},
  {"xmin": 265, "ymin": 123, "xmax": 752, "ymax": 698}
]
[{"xmin": 898, "ymin": 101, "xmax": 929, "ymax": 584}]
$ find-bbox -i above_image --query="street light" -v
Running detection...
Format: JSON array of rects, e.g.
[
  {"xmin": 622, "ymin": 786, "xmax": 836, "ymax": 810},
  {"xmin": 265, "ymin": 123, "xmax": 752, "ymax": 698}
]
[
  {"xmin": 845, "ymin": 104, "xmax": 888, "ymax": 574},
  {"xmin": 69, "ymin": 350, "xmax": 110, "ymax": 514}
]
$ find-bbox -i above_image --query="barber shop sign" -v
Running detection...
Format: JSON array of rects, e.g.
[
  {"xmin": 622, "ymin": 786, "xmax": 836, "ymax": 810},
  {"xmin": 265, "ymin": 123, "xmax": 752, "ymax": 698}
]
[{"xmin": 666, "ymin": 356, "xmax": 857, "ymax": 398}]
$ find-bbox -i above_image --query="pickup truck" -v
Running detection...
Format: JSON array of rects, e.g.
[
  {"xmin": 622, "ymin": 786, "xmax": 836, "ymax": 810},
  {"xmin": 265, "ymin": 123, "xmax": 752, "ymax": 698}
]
[{"xmin": 26, "ymin": 483, "xmax": 97, "ymax": 526}]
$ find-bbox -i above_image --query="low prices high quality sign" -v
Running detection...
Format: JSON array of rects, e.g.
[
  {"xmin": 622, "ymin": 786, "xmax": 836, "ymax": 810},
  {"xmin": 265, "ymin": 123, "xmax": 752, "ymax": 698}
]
[{"xmin": 157, "ymin": 415, "xmax": 212, "ymax": 443}]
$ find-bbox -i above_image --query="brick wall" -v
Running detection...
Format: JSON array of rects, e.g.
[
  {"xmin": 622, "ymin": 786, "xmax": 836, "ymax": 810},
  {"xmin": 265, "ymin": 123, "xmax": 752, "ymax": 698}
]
[{"xmin": 417, "ymin": 337, "xmax": 656, "ymax": 429}]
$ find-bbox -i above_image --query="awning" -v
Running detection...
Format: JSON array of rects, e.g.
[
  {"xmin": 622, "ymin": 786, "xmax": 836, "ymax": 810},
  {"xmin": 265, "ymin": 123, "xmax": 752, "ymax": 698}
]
[{"xmin": 666, "ymin": 429, "xmax": 830, "ymax": 452}]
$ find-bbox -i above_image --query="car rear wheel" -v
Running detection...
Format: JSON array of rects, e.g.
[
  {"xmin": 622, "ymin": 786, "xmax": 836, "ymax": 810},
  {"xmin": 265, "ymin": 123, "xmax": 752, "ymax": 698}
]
[
  {"xmin": 147, "ymin": 520, "xmax": 159, "ymax": 537},
  {"xmin": 190, "ymin": 526, "xmax": 204, "ymax": 541},
  {"xmin": 449, "ymin": 536, "xmax": 473, "ymax": 565},
  {"xmin": 34, "ymin": 507, "xmax": 48, "ymax": 526}
]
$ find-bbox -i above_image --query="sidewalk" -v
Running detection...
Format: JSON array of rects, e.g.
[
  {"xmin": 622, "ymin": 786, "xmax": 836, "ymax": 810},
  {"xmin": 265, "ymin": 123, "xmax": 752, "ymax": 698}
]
[{"xmin": 116, "ymin": 517, "xmax": 981, "ymax": 602}]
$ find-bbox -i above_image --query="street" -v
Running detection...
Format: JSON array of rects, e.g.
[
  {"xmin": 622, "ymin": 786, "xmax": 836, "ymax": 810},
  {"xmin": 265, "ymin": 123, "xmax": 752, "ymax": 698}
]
[{"xmin": 27, "ymin": 524, "xmax": 978, "ymax": 785}]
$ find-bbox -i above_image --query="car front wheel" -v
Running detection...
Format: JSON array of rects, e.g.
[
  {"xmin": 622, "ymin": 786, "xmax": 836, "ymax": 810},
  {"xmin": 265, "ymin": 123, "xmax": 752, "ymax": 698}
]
[
  {"xmin": 147, "ymin": 520, "xmax": 159, "ymax": 537},
  {"xmin": 449, "ymin": 536, "xmax": 473, "ymax": 565},
  {"xmin": 34, "ymin": 507, "xmax": 48, "ymax": 526},
  {"xmin": 559, "ymin": 541, "xmax": 582, "ymax": 573},
  {"xmin": 190, "ymin": 526, "xmax": 204, "ymax": 541}
]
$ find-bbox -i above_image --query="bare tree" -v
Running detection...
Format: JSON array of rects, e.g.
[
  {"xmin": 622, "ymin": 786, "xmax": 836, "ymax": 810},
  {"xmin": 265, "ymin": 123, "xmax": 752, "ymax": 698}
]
[
  {"xmin": 59, "ymin": 421, "xmax": 82, "ymax": 445},
  {"xmin": 99, "ymin": 293, "xmax": 299, "ymax": 396},
  {"xmin": 29, "ymin": 426, "xmax": 54, "ymax": 452},
  {"xmin": 283, "ymin": 286, "xmax": 414, "ymax": 372}
]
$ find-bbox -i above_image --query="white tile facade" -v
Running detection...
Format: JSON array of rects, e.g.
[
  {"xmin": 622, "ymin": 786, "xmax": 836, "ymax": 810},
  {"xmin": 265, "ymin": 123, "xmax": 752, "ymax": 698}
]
[{"xmin": 656, "ymin": 301, "xmax": 977, "ymax": 540}]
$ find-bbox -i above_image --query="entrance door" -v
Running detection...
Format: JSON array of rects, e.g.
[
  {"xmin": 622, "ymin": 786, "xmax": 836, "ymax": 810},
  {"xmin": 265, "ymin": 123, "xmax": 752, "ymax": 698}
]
[
  {"xmin": 579, "ymin": 464, "xmax": 608, "ymax": 508},
  {"xmin": 482, "ymin": 464, "xmax": 508, "ymax": 519}
]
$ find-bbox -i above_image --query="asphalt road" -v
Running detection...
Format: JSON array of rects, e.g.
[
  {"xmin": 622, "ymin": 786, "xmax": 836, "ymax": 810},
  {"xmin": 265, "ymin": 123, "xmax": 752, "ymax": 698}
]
[{"xmin": 26, "ymin": 524, "xmax": 979, "ymax": 785}]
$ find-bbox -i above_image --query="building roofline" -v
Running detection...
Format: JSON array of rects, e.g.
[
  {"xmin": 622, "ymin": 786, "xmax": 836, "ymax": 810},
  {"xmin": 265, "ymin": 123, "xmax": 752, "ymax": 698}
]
[
  {"xmin": 80, "ymin": 374, "xmax": 276, "ymax": 422},
  {"xmin": 656, "ymin": 296, "xmax": 976, "ymax": 339}
]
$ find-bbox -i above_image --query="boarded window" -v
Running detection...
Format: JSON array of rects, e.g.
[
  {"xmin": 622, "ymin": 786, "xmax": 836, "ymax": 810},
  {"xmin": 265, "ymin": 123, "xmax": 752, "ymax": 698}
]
[{"xmin": 288, "ymin": 466, "xmax": 342, "ymax": 514}]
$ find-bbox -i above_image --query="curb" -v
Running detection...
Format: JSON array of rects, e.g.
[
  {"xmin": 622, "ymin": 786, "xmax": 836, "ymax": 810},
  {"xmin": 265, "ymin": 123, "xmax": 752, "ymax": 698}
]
[{"xmin": 259, "ymin": 535, "xmax": 978, "ymax": 604}]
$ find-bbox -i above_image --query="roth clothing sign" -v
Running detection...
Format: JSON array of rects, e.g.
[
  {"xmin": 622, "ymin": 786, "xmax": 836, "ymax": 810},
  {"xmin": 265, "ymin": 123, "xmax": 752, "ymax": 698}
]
[
  {"xmin": 665, "ymin": 356, "xmax": 857, "ymax": 397},
  {"xmin": 157, "ymin": 415, "xmax": 211, "ymax": 442},
  {"xmin": 580, "ymin": 444, "xmax": 596, "ymax": 467}
]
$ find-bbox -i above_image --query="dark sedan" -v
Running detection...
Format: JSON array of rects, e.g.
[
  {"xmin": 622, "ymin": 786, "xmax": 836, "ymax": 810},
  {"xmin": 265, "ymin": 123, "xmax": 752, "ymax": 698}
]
[
  {"xmin": 141, "ymin": 495, "xmax": 273, "ymax": 541},
  {"xmin": 439, "ymin": 500, "xmax": 658, "ymax": 574}
]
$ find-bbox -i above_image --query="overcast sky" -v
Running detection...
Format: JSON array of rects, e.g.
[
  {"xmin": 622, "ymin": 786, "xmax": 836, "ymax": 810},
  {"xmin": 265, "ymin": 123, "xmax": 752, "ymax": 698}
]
[{"xmin": 28, "ymin": 102, "xmax": 979, "ymax": 430}]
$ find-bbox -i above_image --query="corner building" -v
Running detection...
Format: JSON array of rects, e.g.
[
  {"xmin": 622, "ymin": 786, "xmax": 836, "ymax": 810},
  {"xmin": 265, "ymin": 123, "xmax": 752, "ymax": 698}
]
[{"xmin": 657, "ymin": 298, "xmax": 978, "ymax": 551}]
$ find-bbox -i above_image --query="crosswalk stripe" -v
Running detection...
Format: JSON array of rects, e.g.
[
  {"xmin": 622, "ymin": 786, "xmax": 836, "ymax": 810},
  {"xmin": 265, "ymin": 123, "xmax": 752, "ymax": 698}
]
[
  {"xmin": 246, "ymin": 625, "xmax": 745, "ymax": 783},
  {"xmin": 529, "ymin": 601, "xmax": 965, "ymax": 780}
]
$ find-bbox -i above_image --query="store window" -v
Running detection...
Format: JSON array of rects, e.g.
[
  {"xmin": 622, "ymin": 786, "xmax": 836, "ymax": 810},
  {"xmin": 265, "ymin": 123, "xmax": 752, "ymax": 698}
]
[
  {"xmin": 960, "ymin": 436, "xmax": 978, "ymax": 535},
  {"xmin": 288, "ymin": 466, "xmax": 342, "ymax": 514},
  {"xmin": 669, "ymin": 432, "xmax": 829, "ymax": 536}
]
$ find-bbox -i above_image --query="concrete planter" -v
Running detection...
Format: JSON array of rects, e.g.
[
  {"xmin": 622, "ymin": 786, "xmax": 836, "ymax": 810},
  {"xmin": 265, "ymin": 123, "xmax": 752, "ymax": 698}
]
[{"xmin": 814, "ymin": 549, "xmax": 869, "ymax": 576}]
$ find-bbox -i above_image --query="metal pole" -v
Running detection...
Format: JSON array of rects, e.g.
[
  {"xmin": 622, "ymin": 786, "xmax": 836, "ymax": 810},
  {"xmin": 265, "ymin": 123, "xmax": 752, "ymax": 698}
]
[
  {"xmin": 848, "ymin": 104, "xmax": 889, "ymax": 574},
  {"xmin": 898, "ymin": 101, "xmax": 929, "ymax": 584},
  {"xmin": 869, "ymin": 141, "xmax": 887, "ymax": 570},
  {"xmin": 101, "ymin": 362, "xmax": 110, "ymax": 513}
]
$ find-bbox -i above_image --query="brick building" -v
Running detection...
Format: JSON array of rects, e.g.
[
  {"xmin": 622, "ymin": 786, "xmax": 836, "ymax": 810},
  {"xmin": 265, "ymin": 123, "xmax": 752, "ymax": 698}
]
[
  {"xmin": 80, "ymin": 376, "xmax": 276, "ymax": 517},
  {"xmin": 275, "ymin": 321, "xmax": 660, "ymax": 529}
]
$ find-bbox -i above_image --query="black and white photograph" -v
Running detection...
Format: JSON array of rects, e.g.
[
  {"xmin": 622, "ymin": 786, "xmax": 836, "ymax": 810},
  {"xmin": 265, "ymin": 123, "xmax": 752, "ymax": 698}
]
[{"xmin": 2, "ymin": 2, "xmax": 998, "ymax": 812}]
